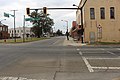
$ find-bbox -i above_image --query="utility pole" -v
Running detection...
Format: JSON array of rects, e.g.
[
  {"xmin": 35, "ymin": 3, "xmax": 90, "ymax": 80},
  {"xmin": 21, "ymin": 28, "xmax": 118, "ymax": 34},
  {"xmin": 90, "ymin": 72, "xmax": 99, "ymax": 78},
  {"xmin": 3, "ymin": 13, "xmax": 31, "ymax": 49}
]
[
  {"xmin": 23, "ymin": 15, "xmax": 25, "ymax": 42},
  {"xmin": 81, "ymin": 0, "xmax": 87, "ymax": 43},
  {"xmin": 11, "ymin": 10, "xmax": 18, "ymax": 42},
  {"xmin": 73, "ymin": 0, "xmax": 87, "ymax": 43}
]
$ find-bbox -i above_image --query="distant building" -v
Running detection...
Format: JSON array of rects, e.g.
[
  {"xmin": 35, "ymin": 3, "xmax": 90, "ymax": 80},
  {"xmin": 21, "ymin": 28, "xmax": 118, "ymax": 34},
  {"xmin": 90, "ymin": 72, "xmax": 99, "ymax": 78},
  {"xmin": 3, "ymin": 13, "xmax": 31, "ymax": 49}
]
[
  {"xmin": 76, "ymin": 0, "xmax": 120, "ymax": 42},
  {"xmin": 70, "ymin": 21, "xmax": 78, "ymax": 39},
  {"xmin": 0, "ymin": 24, "xmax": 9, "ymax": 39},
  {"xmin": 8, "ymin": 27, "xmax": 34, "ymax": 38}
]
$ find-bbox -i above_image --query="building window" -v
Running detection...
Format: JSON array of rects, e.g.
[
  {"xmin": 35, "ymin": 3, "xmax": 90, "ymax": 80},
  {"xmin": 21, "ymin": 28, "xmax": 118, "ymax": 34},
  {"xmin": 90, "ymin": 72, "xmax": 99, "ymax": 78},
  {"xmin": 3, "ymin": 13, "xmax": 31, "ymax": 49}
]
[
  {"xmin": 0, "ymin": 27, "xmax": 2, "ymax": 31},
  {"xmin": 110, "ymin": 7, "xmax": 115, "ymax": 19},
  {"xmin": 3, "ymin": 27, "xmax": 5, "ymax": 31},
  {"xmin": 5, "ymin": 27, "xmax": 7, "ymax": 31},
  {"xmin": 90, "ymin": 8, "xmax": 95, "ymax": 19},
  {"xmin": 26, "ymin": 30, "xmax": 29, "ymax": 32},
  {"xmin": 100, "ymin": 7, "xmax": 105, "ymax": 19},
  {"xmin": 17, "ymin": 30, "xmax": 19, "ymax": 33},
  {"xmin": 21, "ymin": 30, "xmax": 23, "ymax": 32}
]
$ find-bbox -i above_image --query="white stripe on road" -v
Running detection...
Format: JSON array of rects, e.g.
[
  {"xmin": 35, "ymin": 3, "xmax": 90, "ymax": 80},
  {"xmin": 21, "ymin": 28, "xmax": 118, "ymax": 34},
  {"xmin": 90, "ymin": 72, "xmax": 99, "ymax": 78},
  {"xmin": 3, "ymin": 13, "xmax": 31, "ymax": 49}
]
[
  {"xmin": 81, "ymin": 52, "xmax": 106, "ymax": 53},
  {"xmin": 77, "ymin": 49, "xmax": 80, "ymax": 51},
  {"xmin": 79, "ymin": 49, "xmax": 103, "ymax": 51},
  {"xmin": 101, "ymin": 48, "xmax": 105, "ymax": 50},
  {"xmin": 79, "ymin": 52, "xmax": 94, "ymax": 72},
  {"xmin": 86, "ymin": 57, "xmax": 120, "ymax": 60},
  {"xmin": 117, "ymin": 48, "xmax": 120, "ymax": 50},
  {"xmin": 92, "ymin": 67, "xmax": 120, "ymax": 69},
  {"xmin": 0, "ymin": 77, "xmax": 36, "ymax": 80}
]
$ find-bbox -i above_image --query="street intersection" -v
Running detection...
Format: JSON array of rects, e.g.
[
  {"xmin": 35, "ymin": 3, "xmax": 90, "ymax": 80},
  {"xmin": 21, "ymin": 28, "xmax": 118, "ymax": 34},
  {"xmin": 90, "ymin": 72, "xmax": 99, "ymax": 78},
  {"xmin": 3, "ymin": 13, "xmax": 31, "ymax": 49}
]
[{"xmin": 0, "ymin": 36, "xmax": 120, "ymax": 80}]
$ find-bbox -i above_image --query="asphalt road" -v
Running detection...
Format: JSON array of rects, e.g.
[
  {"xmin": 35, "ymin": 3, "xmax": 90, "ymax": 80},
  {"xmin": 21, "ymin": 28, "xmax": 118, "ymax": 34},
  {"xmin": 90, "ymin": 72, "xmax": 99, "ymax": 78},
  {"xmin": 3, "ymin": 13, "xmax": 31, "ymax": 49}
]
[{"xmin": 0, "ymin": 36, "xmax": 120, "ymax": 80}]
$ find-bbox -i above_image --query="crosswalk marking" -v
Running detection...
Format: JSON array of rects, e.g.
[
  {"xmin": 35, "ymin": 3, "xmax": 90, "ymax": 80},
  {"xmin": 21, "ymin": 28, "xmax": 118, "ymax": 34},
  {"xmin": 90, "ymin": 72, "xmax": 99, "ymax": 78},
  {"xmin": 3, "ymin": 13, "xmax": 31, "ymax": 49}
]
[
  {"xmin": 0, "ymin": 77, "xmax": 36, "ymax": 80},
  {"xmin": 92, "ymin": 67, "xmax": 120, "ymax": 69},
  {"xmin": 117, "ymin": 48, "xmax": 120, "ymax": 50},
  {"xmin": 79, "ymin": 52, "xmax": 94, "ymax": 72},
  {"xmin": 86, "ymin": 57, "xmax": 120, "ymax": 59}
]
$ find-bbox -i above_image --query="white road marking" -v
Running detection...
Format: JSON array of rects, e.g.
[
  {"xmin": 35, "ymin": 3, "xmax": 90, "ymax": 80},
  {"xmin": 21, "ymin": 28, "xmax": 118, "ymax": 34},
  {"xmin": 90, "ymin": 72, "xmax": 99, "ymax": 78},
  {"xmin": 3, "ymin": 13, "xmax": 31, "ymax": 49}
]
[
  {"xmin": 52, "ymin": 40, "xmax": 60, "ymax": 45},
  {"xmin": 41, "ymin": 79, "xmax": 47, "ymax": 80},
  {"xmin": 117, "ymin": 48, "xmax": 120, "ymax": 50},
  {"xmin": 0, "ymin": 77, "xmax": 36, "ymax": 80},
  {"xmin": 101, "ymin": 48, "xmax": 105, "ymax": 50},
  {"xmin": 92, "ymin": 67, "xmax": 120, "ymax": 69},
  {"xmin": 78, "ymin": 48, "xmax": 103, "ymax": 51},
  {"xmin": 79, "ymin": 52, "xmax": 94, "ymax": 72},
  {"xmin": 79, "ymin": 52, "xmax": 83, "ymax": 55},
  {"xmin": 86, "ymin": 57, "xmax": 120, "ymax": 60},
  {"xmin": 81, "ymin": 52, "xmax": 106, "ymax": 53}
]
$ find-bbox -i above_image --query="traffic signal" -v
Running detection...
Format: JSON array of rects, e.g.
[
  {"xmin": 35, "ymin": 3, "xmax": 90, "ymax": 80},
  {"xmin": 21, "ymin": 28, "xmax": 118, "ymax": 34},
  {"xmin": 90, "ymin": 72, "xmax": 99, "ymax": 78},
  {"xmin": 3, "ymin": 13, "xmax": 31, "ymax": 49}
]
[
  {"xmin": 26, "ymin": 8, "xmax": 30, "ymax": 15},
  {"xmin": 43, "ymin": 7, "xmax": 47, "ymax": 14}
]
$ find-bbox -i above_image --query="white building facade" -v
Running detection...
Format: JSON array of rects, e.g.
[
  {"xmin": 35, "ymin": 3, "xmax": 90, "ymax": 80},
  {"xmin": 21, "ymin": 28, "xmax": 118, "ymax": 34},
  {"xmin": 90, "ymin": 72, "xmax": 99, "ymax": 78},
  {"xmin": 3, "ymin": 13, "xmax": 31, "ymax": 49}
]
[{"xmin": 8, "ymin": 27, "xmax": 34, "ymax": 38}]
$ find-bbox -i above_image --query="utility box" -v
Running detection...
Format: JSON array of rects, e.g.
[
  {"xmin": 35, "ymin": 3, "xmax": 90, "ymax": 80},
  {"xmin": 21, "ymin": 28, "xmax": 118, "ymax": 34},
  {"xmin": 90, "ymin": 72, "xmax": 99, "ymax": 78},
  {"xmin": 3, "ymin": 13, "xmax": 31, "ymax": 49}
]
[{"xmin": 89, "ymin": 32, "xmax": 95, "ymax": 44}]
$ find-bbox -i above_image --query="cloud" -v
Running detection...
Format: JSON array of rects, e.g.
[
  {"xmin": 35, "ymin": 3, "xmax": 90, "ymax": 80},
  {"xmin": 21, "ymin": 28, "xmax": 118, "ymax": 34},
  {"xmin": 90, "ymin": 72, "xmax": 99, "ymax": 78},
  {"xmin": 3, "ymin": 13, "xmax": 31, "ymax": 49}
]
[{"xmin": 0, "ymin": 0, "xmax": 79, "ymax": 32}]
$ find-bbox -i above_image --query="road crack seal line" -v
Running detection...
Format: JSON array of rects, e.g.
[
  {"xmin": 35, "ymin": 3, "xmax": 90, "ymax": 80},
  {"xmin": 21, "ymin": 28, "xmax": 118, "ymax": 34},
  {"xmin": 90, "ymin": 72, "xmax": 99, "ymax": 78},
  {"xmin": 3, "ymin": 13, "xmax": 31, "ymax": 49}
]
[
  {"xmin": 101, "ymin": 48, "xmax": 118, "ymax": 56},
  {"xmin": 107, "ymin": 51, "xmax": 118, "ymax": 56},
  {"xmin": 53, "ymin": 71, "xmax": 57, "ymax": 80},
  {"xmin": 79, "ymin": 52, "xmax": 94, "ymax": 72}
]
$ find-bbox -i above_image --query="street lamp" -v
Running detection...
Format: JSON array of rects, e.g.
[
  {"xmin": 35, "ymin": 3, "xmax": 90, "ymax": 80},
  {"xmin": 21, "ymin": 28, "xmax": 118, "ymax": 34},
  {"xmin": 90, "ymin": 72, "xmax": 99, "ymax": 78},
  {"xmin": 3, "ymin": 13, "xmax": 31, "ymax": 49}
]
[
  {"xmin": 0, "ymin": 19, "xmax": 6, "ymax": 25},
  {"xmin": 73, "ymin": 4, "xmax": 79, "ymax": 8},
  {"xmin": 61, "ymin": 20, "xmax": 68, "ymax": 33},
  {"xmin": 61, "ymin": 20, "xmax": 69, "ymax": 40}
]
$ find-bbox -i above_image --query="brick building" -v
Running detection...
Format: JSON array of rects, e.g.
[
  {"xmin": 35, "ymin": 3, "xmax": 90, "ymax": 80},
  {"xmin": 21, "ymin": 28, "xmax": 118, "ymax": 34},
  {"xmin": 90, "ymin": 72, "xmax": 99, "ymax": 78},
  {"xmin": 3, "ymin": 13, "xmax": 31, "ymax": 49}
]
[
  {"xmin": 0, "ymin": 24, "xmax": 9, "ymax": 39},
  {"xmin": 70, "ymin": 21, "xmax": 78, "ymax": 40}
]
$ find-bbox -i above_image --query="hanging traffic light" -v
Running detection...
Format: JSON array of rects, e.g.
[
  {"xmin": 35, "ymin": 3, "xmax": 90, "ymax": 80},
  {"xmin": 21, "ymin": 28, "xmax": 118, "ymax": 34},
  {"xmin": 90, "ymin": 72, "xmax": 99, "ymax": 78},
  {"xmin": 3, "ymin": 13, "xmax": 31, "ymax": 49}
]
[
  {"xmin": 43, "ymin": 7, "xmax": 47, "ymax": 14},
  {"xmin": 26, "ymin": 8, "xmax": 30, "ymax": 15}
]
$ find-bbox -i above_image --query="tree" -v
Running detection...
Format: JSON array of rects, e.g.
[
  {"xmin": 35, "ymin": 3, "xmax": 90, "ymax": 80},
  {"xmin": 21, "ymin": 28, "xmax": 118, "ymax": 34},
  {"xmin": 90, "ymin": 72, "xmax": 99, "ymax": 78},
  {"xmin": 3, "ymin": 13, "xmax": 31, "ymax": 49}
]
[
  {"xmin": 30, "ymin": 11, "xmax": 54, "ymax": 38},
  {"xmin": 56, "ymin": 29, "xmax": 63, "ymax": 36}
]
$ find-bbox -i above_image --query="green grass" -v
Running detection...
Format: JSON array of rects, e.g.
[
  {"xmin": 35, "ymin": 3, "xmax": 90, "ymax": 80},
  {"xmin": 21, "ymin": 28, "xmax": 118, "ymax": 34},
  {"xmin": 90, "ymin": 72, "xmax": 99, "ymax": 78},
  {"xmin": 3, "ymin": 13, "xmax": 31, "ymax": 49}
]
[{"xmin": 0, "ymin": 37, "xmax": 49, "ymax": 43}]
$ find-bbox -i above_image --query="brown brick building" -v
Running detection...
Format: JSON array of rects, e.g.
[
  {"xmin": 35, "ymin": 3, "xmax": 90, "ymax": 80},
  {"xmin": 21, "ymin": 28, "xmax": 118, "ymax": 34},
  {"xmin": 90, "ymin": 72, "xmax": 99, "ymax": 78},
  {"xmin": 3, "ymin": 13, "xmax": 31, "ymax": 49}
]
[
  {"xmin": 70, "ymin": 21, "xmax": 79, "ymax": 40},
  {"xmin": 0, "ymin": 24, "xmax": 9, "ymax": 39}
]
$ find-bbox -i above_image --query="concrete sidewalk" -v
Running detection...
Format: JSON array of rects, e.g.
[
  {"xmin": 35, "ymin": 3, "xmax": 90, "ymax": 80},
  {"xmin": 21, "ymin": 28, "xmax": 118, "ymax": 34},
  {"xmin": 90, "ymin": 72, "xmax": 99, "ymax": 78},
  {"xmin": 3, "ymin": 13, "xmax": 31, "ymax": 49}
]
[{"xmin": 63, "ymin": 37, "xmax": 86, "ymax": 46}]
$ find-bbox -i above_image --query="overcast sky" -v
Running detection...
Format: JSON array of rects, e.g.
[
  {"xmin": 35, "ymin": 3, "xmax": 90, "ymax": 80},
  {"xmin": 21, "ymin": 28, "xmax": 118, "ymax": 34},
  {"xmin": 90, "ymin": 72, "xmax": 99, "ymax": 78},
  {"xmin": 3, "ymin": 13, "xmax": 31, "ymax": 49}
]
[{"xmin": 0, "ymin": 0, "xmax": 79, "ymax": 33}]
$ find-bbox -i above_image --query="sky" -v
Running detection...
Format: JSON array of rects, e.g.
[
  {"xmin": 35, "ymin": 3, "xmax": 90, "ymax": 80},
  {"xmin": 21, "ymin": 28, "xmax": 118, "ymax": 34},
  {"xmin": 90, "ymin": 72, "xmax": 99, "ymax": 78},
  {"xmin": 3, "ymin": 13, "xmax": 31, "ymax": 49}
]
[{"xmin": 0, "ymin": 0, "xmax": 80, "ymax": 33}]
